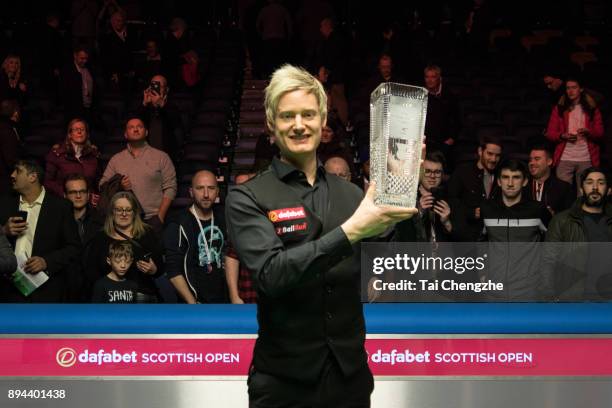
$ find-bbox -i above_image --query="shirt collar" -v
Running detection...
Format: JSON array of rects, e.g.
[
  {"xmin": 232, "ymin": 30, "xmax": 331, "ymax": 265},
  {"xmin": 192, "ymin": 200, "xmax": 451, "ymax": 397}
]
[
  {"xmin": 271, "ymin": 156, "xmax": 326, "ymax": 182},
  {"xmin": 127, "ymin": 142, "xmax": 149, "ymax": 157},
  {"xmin": 20, "ymin": 187, "xmax": 46, "ymax": 207}
]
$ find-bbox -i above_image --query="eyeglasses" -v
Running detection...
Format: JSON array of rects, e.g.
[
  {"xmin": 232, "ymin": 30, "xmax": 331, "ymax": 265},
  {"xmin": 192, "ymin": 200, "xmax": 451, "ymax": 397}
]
[
  {"xmin": 66, "ymin": 189, "xmax": 88, "ymax": 196},
  {"xmin": 424, "ymin": 169, "xmax": 443, "ymax": 177},
  {"xmin": 70, "ymin": 127, "xmax": 86, "ymax": 132},
  {"xmin": 113, "ymin": 207, "xmax": 134, "ymax": 215}
]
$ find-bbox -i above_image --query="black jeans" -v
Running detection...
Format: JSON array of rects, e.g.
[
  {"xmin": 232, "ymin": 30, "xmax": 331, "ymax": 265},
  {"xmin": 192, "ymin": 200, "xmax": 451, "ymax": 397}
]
[{"xmin": 248, "ymin": 356, "xmax": 374, "ymax": 408}]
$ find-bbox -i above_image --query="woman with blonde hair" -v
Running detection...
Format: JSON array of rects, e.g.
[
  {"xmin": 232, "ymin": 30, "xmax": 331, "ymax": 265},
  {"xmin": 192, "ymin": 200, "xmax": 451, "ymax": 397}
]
[
  {"xmin": 0, "ymin": 54, "xmax": 27, "ymax": 103},
  {"xmin": 84, "ymin": 191, "xmax": 164, "ymax": 303},
  {"xmin": 45, "ymin": 118, "xmax": 100, "ymax": 197}
]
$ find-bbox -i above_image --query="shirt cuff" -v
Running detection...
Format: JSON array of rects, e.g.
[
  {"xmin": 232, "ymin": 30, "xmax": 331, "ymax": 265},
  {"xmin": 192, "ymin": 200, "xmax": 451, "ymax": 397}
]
[{"xmin": 318, "ymin": 226, "xmax": 353, "ymax": 258}]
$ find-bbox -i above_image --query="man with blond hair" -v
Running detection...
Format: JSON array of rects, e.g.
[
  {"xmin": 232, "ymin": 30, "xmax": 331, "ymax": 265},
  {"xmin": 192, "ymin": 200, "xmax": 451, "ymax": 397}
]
[{"xmin": 226, "ymin": 64, "xmax": 417, "ymax": 406}]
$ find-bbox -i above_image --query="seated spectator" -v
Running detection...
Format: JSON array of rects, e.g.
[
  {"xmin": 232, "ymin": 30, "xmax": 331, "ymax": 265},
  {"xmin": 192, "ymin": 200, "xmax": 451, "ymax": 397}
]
[
  {"xmin": 525, "ymin": 145, "xmax": 574, "ymax": 215},
  {"xmin": 480, "ymin": 159, "xmax": 550, "ymax": 300},
  {"xmin": 324, "ymin": 156, "xmax": 351, "ymax": 182},
  {"xmin": 99, "ymin": 117, "xmax": 177, "ymax": 233},
  {"xmin": 84, "ymin": 191, "xmax": 163, "ymax": 303},
  {"xmin": 225, "ymin": 170, "xmax": 257, "ymax": 304},
  {"xmin": 0, "ymin": 158, "xmax": 81, "ymax": 303},
  {"xmin": 100, "ymin": 9, "xmax": 135, "ymax": 91},
  {"xmin": 135, "ymin": 39, "xmax": 167, "ymax": 89},
  {"xmin": 423, "ymin": 64, "xmax": 460, "ymax": 165},
  {"xmin": 61, "ymin": 46, "xmax": 96, "ymax": 123},
  {"xmin": 45, "ymin": 118, "xmax": 100, "ymax": 198},
  {"xmin": 543, "ymin": 167, "xmax": 612, "ymax": 301},
  {"xmin": 316, "ymin": 120, "xmax": 352, "ymax": 166},
  {"xmin": 0, "ymin": 54, "xmax": 27, "ymax": 105},
  {"xmin": 64, "ymin": 173, "xmax": 102, "ymax": 246},
  {"xmin": 448, "ymin": 136, "xmax": 502, "ymax": 241},
  {"xmin": 137, "ymin": 75, "xmax": 182, "ymax": 159},
  {"xmin": 0, "ymin": 100, "xmax": 23, "ymax": 194},
  {"xmin": 164, "ymin": 170, "xmax": 228, "ymax": 303},
  {"xmin": 545, "ymin": 76, "xmax": 604, "ymax": 190},
  {"xmin": 91, "ymin": 240, "xmax": 137, "ymax": 303}
]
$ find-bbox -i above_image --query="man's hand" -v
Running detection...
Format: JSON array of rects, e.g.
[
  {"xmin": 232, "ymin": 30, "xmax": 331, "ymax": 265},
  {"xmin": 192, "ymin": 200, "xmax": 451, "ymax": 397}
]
[
  {"xmin": 341, "ymin": 182, "xmax": 418, "ymax": 244},
  {"xmin": 24, "ymin": 257, "xmax": 47, "ymax": 274},
  {"xmin": 230, "ymin": 295, "xmax": 245, "ymax": 304},
  {"xmin": 433, "ymin": 199, "xmax": 451, "ymax": 223},
  {"xmin": 419, "ymin": 192, "xmax": 434, "ymax": 211},
  {"xmin": 3, "ymin": 217, "xmax": 27, "ymax": 237},
  {"xmin": 474, "ymin": 207, "xmax": 480, "ymax": 219},
  {"xmin": 121, "ymin": 176, "xmax": 132, "ymax": 190}
]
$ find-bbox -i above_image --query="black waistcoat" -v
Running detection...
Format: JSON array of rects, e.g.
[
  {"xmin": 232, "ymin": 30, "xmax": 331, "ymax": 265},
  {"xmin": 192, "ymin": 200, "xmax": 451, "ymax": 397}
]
[{"xmin": 244, "ymin": 169, "xmax": 368, "ymax": 382}]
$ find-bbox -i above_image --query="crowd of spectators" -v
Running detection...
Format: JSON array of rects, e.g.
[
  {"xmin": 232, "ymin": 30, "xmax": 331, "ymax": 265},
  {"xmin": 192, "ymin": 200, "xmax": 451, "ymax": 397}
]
[{"xmin": 1, "ymin": 0, "xmax": 612, "ymax": 303}]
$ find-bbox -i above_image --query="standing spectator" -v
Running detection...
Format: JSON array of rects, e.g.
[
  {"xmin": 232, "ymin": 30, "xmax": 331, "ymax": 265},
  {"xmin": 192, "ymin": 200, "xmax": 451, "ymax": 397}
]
[
  {"xmin": 165, "ymin": 170, "xmax": 229, "ymax": 304},
  {"xmin": 358, "ymin": 55, "xmax": 406, "ymax": 116},
  {"xmin": 135, "ymin": 39, "xmax": 166, "ymax": 89},
  {"xmin": 64, "ymin": 173, "xmax": 102, "ymax": 246},
  {"xmin": 61, "ymin": 46, "xmax": 95, "ymax": 123},
  {"xmin": 100, "ymin": 10, "xmax": 135, "ymax": 92},
  {"xmin": 315, "ymin": 18, "xmax": 349, "ymax": 125},
  {"xmin": 0, "ymin": 100, "xmax": 23, "ymax": 194},
  {"xmin": 256, "ymin": 0, "xmax": 293, "ymax": 78},
  {"xmin": 225, "ymin": 170, "xmax": 257, "ymax": 304},
  {"xmin": 423, "ymin": 64, "xmax": 460, "ymax": 163},
  {"xmin": 545, "ymin": 77, "xmax": 604, "ymax": 190},
  {"xmin": 525, "ymin": 145, "xmax": 574, "ymax": 215},
  {"xmin": 543, "ymin": 168, "xmax": 612, "ymax": 300},
  {"xmin": 70, "ymin": 0, "xmax": 98, "ymax": 49},
  {"xmin": 0, "ymin": 158, "xmax": 81, "ymax": 303},
  {"xmin": 543, "ymin": 70, "xmax": 605, "ymax": 109},
  {"xmin": 99, "ymin": 117, "xmax": 177, "ymax": 233},
  {"xmin": 138, "ymin": 74, "xmax": 182, "ymax": 159},
  {"xmin": 90, "ymin": 240, "xmax": 137, "ymax": 303},
  {"xmin": 0, "ymin": 55, "xmax": 27, "ymax": 105},
  {"xmin": 45, "ymin": 118, "xmax": 100, "ymax": 198},
  {"xmin": 480, "ymin": 159, "xmax": 550, "ymax": 300},
  {"xmin": 84, "ymin": 191, "xmax": 163, "ymax": 303},
  {"xmin": 448, "ymin": 136, "xmax": 502, "ymax": 241}
]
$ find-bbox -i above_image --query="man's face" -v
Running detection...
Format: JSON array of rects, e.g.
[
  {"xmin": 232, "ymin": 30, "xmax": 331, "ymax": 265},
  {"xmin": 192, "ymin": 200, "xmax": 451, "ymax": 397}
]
[
  {"xmin": 125, "ymin": 119, "xmax": 147, "ymax": 143},
  {"xmin": 74, "ymin": 51, "xmax": 88, "ymax": 68},
  {"xmin": 145, "ymin": 41, "xmax": 159, "ymax": 58},
  {"xmin": 421, "ymin": 160, "xmax": 443, "ymax": 191},
  {"xmin": 65, "ymin": 179, "xmax": 89, "ymax": 211},
  {"xmin": 4, "ymin": 58, "xmax": 18, "ymax": 74},
  {"xmin": 528, "ymin": 150, "xmax": 552, "ymax": 179},
  {"xmin": 272, "ymin": 89, "xmax": 324, "ymax": 162},
  {"xmin": 111, "ymin": 13, "xmax": 126, "ymax": 32},
  {"xmin": 424, "ymin": 70, "xmax": 441, "ymax": 91},
  {"xmin": 498, "ymin": 169, "xmax": 527, "ymax": 201},
  {"xmin": 478, "ymin": 143, "xmax": 502, "ymax": 172},
  {"xmin": 581, "ymin": 172, "xmax": 609, "ymax": 208},
  {"xmin": 543, "ymin": 75, "xmax": 562, "ymax": 91},
  {"xmin": 321, "ymin": 126, "xmax": 334, "ymax": 143},
  {"xmin": 566, "ymin": 80, "xmax": 582, "ymax": 102},
  {"xmin": 10, "ymin": 165, "xmax": 34, "ymax": 192},
  {"xmin": 378, "ymin": 58, "xmax": 392, "ymax": 80},
  {"xmin": 324, "ymin": 158, "xmax": 351, "ymax": 182},
  {"xmin": 190, "ymin": 172, "xmax": 219, "ymax": 212},
  {"xmin": 320, "ymin": 20, "xmax": 333, "ymax": 37}
]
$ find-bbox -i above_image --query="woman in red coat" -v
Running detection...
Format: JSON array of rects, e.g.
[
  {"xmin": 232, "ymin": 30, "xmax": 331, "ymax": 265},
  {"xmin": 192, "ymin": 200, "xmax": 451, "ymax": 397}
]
[
  {"xmin": 545, "ymin": 77, "xmax": 604, "ymax": 189},
  {"xmin": 45, "ymin": 118, "xmax": 100, "ymax": 197}
]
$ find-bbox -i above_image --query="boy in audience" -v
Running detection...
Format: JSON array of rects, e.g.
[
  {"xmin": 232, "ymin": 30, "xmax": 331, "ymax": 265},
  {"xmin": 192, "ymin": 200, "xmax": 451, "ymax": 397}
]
[{"xmin": 91, "ymin": 241, "xmax": 137, "ymax": 303}]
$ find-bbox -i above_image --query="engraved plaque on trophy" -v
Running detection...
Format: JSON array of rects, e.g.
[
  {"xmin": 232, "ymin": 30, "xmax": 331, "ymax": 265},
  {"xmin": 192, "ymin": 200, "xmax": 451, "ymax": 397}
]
[{"xmin": 370, "ymin": 82, "xmax": 428, "ymax": 207}]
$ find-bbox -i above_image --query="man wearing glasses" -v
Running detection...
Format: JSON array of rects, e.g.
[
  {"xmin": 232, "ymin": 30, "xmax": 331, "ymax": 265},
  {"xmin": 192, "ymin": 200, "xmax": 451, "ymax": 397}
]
[{"xmin": 417, "ymin": 151, "xmax": 454, "ymax": 242}]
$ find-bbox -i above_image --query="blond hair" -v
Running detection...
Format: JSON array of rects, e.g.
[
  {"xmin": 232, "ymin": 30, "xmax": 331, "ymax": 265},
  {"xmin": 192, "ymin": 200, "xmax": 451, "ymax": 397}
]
[
  {"xmin": 103, "ymin": 191, "xmax": 149, "ymax": 239},
  {"xmin": 1, "ymin": 54, "xmax": 21, "ymax": 84},
  {"xmin": 264, "ymin": 64, "xmax": 327, "ymax": 130}
]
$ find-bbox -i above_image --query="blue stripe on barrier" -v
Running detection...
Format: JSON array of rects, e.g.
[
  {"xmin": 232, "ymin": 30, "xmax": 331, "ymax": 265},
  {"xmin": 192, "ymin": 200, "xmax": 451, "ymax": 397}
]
[{"xmin": 1, "ymin": 303, "xmax": 612, "ymax": 334}]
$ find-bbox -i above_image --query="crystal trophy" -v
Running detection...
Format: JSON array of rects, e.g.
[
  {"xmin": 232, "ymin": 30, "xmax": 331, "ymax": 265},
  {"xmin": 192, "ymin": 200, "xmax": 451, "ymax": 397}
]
[{"xmin": 370, "ymin": 82, "xmax": 428, "ymax": 207}]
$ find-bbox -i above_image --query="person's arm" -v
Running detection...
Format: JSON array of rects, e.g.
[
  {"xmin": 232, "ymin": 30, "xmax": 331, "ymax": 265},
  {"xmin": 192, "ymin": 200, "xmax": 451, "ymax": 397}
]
[
  {"xmin": 169, "ymin": 275, "xmax": 197, "ymax": 304},
  {"xmin": 586, "ymin": 108, "xmax": 605, "ymax": 139},
  {"xmin": 158, "ymin": 155, "xmax": 177, "ymax": 222},
  {"xmin": 43, "ymin": 149, "xmax": 63, "ymax": 197},
  {"xmin": 545, "ymin": 106, "xmax": 564, "ymax": 141},
  {"xmin": 224, "ymin": 254, "xmax": 243, "ymax": 304},
  {"xmin": 99, "ymin": 156, "xmax": 118, "ymax": 188}
]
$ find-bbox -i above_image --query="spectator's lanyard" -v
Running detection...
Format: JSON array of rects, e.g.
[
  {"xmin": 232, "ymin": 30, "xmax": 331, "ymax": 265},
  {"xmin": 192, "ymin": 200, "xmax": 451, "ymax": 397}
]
[{"xmin": 190, "ymin": 205, "xmax": 215, "ymax": 273}]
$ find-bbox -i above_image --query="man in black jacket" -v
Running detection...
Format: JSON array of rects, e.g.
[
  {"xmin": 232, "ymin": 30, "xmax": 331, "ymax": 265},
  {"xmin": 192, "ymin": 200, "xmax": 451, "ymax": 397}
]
[
  {"xmin": 525, "ymin": 145, "xmax": 574, "ymax": 215},
  {"xmin": 61, "ymin": 46, "xmax": 95, "ymax": 123},
  {"xmin": 481, "ymin": 159, "xmax": 551, "ymax": 300},
  {"xmin": 226, "ymin": 64, "xmax": 416, "ymax": 407},
  {"xmin": 448, "ymin": 136, "xmax": 502, "ymax": 241},
  {"xmin": 0, "ymin": 158, "xmax": 81, "ymax": 302}
]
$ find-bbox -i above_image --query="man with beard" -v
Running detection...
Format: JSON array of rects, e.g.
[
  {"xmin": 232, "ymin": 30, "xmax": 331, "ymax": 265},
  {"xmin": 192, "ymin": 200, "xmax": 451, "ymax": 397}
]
[
  {"xmin": 448, "ymin": 136, "xmax": 502, "ymax": 241},
  {"xmin": 543, "ymin": 168, "xmax": 612, "ymax": 300},
  {"xmin": 164, "ymin": 170, "xmax": 228, "ymax": 303},
  {"xmin": 480, "ymin": 159, "xmax": 550, "ymax": 300}
]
